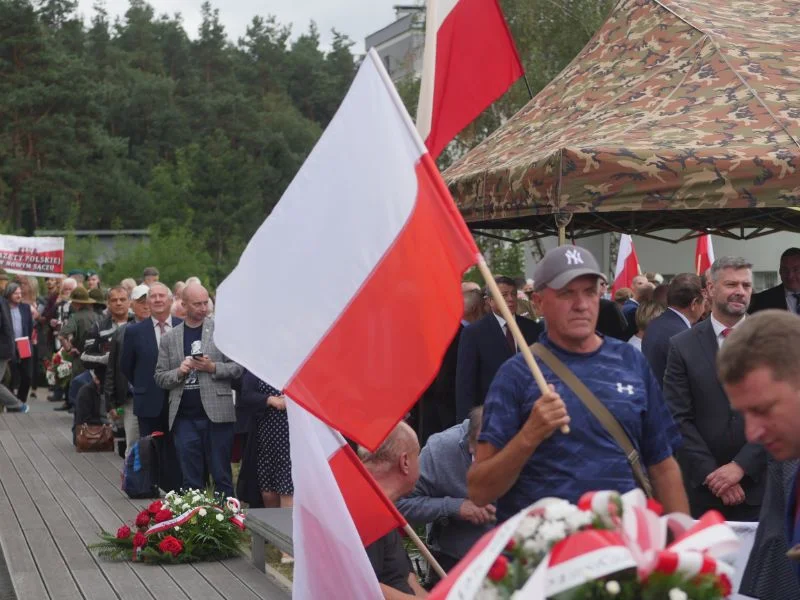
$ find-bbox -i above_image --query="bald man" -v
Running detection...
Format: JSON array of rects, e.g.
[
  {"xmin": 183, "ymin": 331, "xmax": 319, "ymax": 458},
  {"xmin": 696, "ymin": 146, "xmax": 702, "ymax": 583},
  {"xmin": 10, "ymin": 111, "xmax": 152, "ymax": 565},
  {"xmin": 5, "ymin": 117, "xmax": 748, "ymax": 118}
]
[
  {"xmin": 154, "ymin": 283, "xmax": 243, "ymax": 497},
  {"xmin": 361, "ymin": 423, "xmax": 427, "ymax": 598}
]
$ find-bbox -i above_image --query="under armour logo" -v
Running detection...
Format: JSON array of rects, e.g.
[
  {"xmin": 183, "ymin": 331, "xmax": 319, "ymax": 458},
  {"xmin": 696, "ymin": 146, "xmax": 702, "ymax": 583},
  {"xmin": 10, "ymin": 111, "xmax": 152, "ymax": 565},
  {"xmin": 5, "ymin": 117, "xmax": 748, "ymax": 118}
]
[
  {"xmin": 616, "ymin": 383, "xmax": 634, "ymax": 395},
  {"xmin": 565, "ymin": 249, "xmax": 584, "ymax": 265}
]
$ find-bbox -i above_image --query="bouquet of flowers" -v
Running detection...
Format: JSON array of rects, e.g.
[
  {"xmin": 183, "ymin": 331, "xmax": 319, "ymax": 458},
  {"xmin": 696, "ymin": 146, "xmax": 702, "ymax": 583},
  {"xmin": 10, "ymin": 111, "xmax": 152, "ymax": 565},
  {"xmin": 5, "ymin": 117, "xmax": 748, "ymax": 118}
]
[
  {"xmin": 89, "ymin": 489, "xmax": 248, "ymax": 564},
  {"xmin": 44, "ymin": 349, "xmax": 72, "ymax": 388},
  {"xmin": 431, "ymin": 490, "xmax": 739, "ymax": 600}
]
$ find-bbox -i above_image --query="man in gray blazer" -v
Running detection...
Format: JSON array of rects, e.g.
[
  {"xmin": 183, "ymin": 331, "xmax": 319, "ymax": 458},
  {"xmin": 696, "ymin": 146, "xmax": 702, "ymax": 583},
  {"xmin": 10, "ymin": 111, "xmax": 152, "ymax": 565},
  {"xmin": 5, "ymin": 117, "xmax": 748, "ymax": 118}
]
[{"xmin": 154, "ymin": 283, "xmax": 242, "ymax": 497}]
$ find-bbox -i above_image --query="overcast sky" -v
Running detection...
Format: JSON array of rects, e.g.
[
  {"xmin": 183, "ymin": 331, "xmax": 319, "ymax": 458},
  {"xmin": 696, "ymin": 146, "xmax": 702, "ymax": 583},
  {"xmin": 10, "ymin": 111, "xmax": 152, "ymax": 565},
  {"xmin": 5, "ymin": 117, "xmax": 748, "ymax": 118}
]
[{"xmin": 76, "ymin": 0, "xmax": 403, "ymax": 51}]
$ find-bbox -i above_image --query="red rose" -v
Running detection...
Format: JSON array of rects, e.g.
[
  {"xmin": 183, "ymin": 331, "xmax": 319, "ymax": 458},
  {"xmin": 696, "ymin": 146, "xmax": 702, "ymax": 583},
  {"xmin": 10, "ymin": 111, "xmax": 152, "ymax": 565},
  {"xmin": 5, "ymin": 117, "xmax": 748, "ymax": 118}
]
[
  {"xmin": 158, "ymin": 535, "xmax": 184, "ymax": 557},
  {"xmin": 53, "ymin": 353, "xmax": 62, "ymax": 365},
  {"xmin": 132, "ymin": 532, "xmax": 148, "ymax": 548},
  {"xmin": 487, "ymin": 555, "xmax": 508, "ymax": 582},
  {"xmin": 135, "ymin": 510, "xmax": 152, "ymax": 528},
  {"xmin": 646, "ymin": 498, "xmax": 664, "ymax": 516},
  {"xmin": 116, "ymin": 525, "xmax": 131, "ymax": 539},
  {"xmin": 505, "ymin": 539, "xmax": 516, "ymax": 552},
  {"xmin": 154, "ymin": 509, "xmax": 173, "ymax": 523},
  {"xmin": 147, "ymin": 501, "xmax": 163, "ymax": 515}
]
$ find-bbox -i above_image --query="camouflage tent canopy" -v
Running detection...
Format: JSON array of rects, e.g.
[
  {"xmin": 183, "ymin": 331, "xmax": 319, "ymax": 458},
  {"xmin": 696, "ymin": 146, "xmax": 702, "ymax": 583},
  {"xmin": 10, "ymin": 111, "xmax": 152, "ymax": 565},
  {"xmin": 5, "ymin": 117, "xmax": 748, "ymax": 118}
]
[{"xmin": 444, "ymin": 0, "xmax": 800, "ymax": 241}]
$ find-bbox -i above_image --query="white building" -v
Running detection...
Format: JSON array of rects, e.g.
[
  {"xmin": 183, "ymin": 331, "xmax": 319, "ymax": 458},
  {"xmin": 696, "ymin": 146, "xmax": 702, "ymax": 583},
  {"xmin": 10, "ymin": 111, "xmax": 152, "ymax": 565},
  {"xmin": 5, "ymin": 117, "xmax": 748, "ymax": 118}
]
[
  {"xmin": 364, "ymin": 5, "xmax": 425, "ymax": 83},
  {"xmin": 524, "ymin": 230, "xmax": 800, "ymax": 292}
]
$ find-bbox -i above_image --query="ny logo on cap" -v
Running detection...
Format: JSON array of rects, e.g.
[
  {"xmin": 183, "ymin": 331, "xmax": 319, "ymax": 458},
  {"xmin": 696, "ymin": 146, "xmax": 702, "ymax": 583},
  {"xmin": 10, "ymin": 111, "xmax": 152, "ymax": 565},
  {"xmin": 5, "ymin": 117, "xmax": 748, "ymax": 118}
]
[{"xmin": 565, "ymin": 249, "xmax": 584, "ymax": 265}]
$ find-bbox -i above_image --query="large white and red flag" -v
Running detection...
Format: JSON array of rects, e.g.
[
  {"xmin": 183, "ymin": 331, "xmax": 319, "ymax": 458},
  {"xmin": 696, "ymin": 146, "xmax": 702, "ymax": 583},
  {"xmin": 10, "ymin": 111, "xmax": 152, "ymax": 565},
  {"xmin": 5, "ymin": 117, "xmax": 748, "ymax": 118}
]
[
  {"xmin": 611, "ymin": 234, "xmax": 640, "ymax": 294},
  {"xmin": 416, "ymin": 0, "xmax": 524, "ymax": 158},
  {"xmin": 287, "ymin": 399, "xmax": 406, "ymax": 599},
  {"xmin": 214, "ymin": 49, "xmax": 478, "ymax": 451},
  {"xmin": 695, "ymin": 234, "xmax": 715, "ymax": 275}
]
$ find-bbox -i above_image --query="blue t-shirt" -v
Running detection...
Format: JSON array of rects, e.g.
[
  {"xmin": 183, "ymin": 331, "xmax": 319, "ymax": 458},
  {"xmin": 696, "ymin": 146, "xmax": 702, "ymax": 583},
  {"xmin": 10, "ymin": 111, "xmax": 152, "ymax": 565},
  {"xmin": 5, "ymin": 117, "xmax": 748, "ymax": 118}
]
[
  {"xmin": 480, "ymin": 334, "xmax": 681, "ymax": 521},
  {"xmin": 177, "ymin": 324, "xmax": 207, "ymax": 420}
]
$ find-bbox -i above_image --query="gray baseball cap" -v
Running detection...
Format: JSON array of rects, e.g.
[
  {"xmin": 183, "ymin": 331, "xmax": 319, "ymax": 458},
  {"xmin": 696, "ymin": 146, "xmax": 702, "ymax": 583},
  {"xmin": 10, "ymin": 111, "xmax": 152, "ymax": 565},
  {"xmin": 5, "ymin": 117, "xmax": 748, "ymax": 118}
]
[{"xmin": 533, "ymin": 246, "xmax": 607, "ymax": 292}]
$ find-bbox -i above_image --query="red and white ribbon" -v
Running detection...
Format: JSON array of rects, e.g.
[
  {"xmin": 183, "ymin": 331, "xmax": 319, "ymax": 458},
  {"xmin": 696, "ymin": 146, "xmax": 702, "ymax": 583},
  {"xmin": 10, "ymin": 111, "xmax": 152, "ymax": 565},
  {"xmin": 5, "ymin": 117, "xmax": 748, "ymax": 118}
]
[{"xmin": 144, "ymin": 504, "xmax": 247, "ymax": 536}]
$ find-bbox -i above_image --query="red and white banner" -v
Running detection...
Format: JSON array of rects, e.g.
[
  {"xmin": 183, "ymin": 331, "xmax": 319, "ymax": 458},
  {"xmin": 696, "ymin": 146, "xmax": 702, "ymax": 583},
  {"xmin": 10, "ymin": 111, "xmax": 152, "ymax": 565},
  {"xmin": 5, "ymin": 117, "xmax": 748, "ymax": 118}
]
[
  {"xmin": 288, "ymin": 399, "xmax": 402, "ymax": 599},
  {"xmin": 416, "ymin": 0, "xmax": 524, "ymax": 158},
  {"xmin": 611, "ymin": 234, "xmax": 640, "ymax": 294},
  {"xmin": 695, "ymin": 234, "xmax": 715, "ymax": 275},
  {"xmin": 214, "ymin": 49, "xmax": 478, "ymax": 451},
  {"xmin": 0, "ymin": 235, "xmax": 64, "ymax": 278}
]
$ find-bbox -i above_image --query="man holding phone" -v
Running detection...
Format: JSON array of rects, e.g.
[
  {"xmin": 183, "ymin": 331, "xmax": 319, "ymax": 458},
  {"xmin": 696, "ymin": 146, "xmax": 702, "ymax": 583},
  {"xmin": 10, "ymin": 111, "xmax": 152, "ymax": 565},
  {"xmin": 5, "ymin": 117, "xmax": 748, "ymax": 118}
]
[{"xmin": 155, "ymin": 283, "xmax": 243, "ymax": 496}]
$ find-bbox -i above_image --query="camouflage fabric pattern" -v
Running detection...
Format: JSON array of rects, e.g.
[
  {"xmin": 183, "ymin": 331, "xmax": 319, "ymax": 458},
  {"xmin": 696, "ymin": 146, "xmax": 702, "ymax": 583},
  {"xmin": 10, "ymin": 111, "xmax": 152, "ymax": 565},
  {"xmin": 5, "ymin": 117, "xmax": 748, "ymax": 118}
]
[{"xmin": 445, "ymin": 0, "xmax": 800, "ymax": 224}]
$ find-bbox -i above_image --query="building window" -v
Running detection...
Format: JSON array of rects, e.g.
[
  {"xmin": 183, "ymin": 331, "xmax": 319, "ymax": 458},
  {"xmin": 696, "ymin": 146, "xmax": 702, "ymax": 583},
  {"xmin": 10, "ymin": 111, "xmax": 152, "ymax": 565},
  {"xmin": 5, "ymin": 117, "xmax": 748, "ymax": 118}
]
[{"xmin": 753, "ymin": 271, "xmax": 778, "ymax": 292}]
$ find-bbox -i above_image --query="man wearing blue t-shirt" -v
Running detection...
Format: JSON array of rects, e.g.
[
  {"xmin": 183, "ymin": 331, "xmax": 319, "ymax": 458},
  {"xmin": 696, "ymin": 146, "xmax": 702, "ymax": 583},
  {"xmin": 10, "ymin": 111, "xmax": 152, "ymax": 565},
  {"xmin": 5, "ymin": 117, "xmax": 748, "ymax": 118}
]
[{"xmin": 468, "ymin": 246, "xmax": 688, "ymax": 521}]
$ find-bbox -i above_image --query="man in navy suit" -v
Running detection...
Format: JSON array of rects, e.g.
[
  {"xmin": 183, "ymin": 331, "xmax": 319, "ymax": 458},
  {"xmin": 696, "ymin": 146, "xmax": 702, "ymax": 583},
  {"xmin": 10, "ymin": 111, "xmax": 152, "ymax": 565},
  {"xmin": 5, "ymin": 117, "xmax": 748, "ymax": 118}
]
[
  {"xmin": 121, "ymin": 282, "xmax": 182, "ymax": 436},
  {"xmin": 642, "ymin": 273, "xmax": 705, "ymax": 385},
  {"xmin": 719, "ymin": 310, "xmax": 800, "ymax": 585},
  {"xmin": 455, "ymin": 276, "xmax": 542, "ymax": 422},
  {"xmin": 750, "ymin": 247, "xmax": 800, "ymax": 314}
]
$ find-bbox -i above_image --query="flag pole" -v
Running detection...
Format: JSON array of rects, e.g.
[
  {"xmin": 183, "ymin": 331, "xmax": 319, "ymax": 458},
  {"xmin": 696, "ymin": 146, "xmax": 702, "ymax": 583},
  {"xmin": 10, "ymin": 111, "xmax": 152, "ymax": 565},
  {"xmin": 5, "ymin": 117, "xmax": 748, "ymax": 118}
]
[
  {"xmin": 404, "ymin": 524, "xmax": 447, "ymax": 579},
  {"xmin": 478, "ymin": 257, "xmax": 570, "ymax": 434}
]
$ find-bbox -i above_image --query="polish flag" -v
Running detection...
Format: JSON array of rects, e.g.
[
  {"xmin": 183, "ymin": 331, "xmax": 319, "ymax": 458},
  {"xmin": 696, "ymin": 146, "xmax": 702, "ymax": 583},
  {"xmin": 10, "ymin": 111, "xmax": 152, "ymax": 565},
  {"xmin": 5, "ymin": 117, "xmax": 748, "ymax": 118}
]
[
  {"xmin": 695, "ymin": 234, "xmax": 715, "ymax": 275},
  {"xmin": 214, "ymin": 49, "xmax": 478, "ymax": 451},
  {"xmin": 287, "ymin": 399, "xmax": 405, "ymax": 599},
  {"xmin": 416, "ymin": 0, "xmax": 524, "ymax": 158},
  {"xmin": 611, "ymin": 234, "xmax": 640, "ymax": 294}
]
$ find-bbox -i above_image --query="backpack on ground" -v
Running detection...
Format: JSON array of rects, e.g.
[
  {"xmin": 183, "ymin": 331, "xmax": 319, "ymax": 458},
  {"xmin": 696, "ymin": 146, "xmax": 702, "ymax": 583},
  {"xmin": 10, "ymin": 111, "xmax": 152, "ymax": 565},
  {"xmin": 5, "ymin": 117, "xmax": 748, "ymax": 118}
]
[{"xmin": 121, "ymin": 434, "xmax": 161, "ymax": 499}]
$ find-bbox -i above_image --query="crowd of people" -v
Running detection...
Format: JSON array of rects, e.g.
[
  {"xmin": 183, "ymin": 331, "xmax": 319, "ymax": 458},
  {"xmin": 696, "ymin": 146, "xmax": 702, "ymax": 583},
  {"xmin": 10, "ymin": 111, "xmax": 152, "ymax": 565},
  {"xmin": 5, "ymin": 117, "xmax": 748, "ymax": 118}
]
[
  {"xmin": 364, "ymin": 246, "xmax": 800, "ymax": 599},
  {"xmin": 3, "ymin": 246, "xmax": 800, "ymax": 599}
]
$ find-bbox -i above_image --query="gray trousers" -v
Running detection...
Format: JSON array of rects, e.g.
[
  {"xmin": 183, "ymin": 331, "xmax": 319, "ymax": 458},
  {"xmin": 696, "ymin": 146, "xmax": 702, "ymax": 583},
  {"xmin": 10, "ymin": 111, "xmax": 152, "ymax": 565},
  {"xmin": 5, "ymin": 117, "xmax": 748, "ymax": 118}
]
[
  {"xmin": 0, "ymin": 360, "xmax": 23, "ymax": 409},
  {"xmin": 122, "ymin": 397, "xmax": 139, "ymax": 459}
]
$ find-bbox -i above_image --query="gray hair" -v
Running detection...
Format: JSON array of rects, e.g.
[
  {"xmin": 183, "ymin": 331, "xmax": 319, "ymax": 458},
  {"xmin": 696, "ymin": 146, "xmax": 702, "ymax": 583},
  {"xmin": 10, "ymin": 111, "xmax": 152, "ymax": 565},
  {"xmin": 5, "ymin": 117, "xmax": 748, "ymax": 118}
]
[
  {"xmin": 359, "ymin": 422, "xmax": 416, "ymax": 474},
  {"xmin": 467, "ymin": 406, "xmax": 483, "ymax": 447},
  {"xmin": 147, "ymin": 281, "xmax": 173, "ymax": 299},
  {"xmin": 710, "ymin": 257, "xmax": 752, "ymax": 282}
]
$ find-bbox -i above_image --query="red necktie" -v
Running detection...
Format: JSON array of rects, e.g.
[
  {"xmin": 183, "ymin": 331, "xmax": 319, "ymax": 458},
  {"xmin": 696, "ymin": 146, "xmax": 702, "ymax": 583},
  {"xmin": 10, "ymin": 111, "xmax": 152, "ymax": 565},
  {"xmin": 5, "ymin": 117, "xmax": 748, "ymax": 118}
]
[
  {"xmin": 505, "ymin": 324, "xmax": 515, "ymax": 353},
  {"xmin": 721, "ymin": 327, "xmax": 733, "ymax": 338}
]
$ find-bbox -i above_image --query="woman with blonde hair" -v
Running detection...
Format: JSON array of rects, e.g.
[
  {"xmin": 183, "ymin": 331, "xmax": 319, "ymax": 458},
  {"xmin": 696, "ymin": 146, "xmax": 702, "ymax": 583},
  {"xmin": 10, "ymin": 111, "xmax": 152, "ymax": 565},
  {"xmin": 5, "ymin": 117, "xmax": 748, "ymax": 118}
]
[{"xmin": 628, "ymin": 301, "xmax": 665, "ymax": 351}]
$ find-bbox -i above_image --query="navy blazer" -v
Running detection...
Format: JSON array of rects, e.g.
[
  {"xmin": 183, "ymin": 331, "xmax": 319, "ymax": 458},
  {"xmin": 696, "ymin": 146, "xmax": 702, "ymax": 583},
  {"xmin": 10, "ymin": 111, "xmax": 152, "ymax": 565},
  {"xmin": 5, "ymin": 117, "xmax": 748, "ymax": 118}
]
[
  {"xmin": 641, "ymin": 308, "xmax": 689, "ymax": 386},
  {"xmin": 663, "ymin": 318, "xmax": 767, "ymax": 517},
  {"xmin": 455, "ymin": 313, "xmax": 543, "ymax": 422},
  {"xmin": 120, "ymin": 317, "xmax": 182, "ymax": 419}
]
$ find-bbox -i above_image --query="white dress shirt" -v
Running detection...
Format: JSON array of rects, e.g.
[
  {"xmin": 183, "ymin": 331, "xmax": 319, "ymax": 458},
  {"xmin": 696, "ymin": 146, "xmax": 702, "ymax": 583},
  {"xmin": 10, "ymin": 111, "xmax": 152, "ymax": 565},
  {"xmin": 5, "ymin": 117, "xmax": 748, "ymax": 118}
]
[
  {"xmin": 152, "ymin": 316, "xmax": 173, "ymax": 346},
  {"xmin": 493, "ymin": 313, "xmax": 516, "ymax": 351},
  {"xmin": 710, "ymin": 314, "xmax": 745, "ymax": 348},
  {"xmin": 785, "ymin": 289, "xmax": 800, "ymax": 313}
]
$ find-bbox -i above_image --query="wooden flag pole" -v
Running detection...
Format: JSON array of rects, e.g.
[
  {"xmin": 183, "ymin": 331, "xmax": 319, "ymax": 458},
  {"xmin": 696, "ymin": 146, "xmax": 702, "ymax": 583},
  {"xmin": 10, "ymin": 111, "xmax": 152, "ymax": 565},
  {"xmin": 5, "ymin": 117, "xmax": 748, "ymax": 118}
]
[
  {"xmin": 404, "ymin": 523, "xmax": 447, "ymax": 579},
  {"xmin": 477, "ymin": 257, "xmax": 570, "ymax": 434}
]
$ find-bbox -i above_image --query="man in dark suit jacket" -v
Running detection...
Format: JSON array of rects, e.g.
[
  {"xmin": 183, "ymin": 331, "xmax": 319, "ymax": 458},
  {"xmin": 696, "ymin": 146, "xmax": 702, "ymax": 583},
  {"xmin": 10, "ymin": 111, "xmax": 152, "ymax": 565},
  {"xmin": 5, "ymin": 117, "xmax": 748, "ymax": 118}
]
[
  {"xmin": 455, "ymin": 276, "xmax": 542, "ymax": 422},
  {"xmin": 121, "ymin": 282, "xmax": 182, "ymax": 436},
  {"xmin": 663, "ymin": 257, "xmax": 766, "ymax": 520},
  {"xmin": 750, "ymin": 247, "xmax": 800, "ymax": 314},
  {"xmin": 642, "ymin": 274, "xmax": 705, "ymax": 386}
]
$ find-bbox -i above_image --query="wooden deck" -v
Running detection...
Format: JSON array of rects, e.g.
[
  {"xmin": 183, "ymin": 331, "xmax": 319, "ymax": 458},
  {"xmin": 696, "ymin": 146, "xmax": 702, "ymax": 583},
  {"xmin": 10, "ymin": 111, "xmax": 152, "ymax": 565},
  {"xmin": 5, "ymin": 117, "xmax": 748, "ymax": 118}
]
[{"xmin": 0, "ymin": 409, "xmax": 290, "ymax": 600}]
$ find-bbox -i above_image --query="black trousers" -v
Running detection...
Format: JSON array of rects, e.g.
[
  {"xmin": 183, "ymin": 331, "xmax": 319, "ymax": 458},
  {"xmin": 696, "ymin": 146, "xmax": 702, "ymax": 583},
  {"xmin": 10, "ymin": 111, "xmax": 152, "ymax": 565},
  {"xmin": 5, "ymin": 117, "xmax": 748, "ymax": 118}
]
[{"xmin": 9, "ymin": 358, "xmax": 32, "ymax": 403}]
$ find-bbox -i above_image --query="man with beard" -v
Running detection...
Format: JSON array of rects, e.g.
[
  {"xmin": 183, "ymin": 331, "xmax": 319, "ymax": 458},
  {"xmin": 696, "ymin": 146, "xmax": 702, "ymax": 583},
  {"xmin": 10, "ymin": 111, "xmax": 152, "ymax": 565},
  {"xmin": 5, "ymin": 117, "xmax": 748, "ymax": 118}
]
[{"xmin": 663, "ymin": 257, "xmax": 767, "ymax": 520}]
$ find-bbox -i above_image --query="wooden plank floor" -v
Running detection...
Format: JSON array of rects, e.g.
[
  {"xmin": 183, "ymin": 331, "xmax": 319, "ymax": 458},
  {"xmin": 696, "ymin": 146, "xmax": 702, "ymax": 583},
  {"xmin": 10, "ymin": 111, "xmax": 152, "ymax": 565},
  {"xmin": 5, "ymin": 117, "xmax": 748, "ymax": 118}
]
[{"xmin": 0, "ymin": 409, "xmax": 290, "ymax": 600}]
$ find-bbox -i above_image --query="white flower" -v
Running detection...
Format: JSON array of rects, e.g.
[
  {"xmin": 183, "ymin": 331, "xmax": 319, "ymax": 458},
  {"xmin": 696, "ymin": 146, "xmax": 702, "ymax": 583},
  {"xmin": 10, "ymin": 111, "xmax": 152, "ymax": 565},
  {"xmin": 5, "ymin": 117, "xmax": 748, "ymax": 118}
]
[
  {"xmin": 199, "ymin": 508, "xmax": 207, "ymax": 517},
  {"xmin": 565, "ymin": 510, "xmax": 593, "ymax": 532},
  {"xmin": 523, "ymin": 538, "xmax": 548, "ymax": 556},
  {"xmin": 192, "ymin": 495, "xmax": 201, "ymax": 504},
  {"xmin": 543, "ymin": 500, "xmax": 578, "ymax": 521},
  {"xmin": 174, "ymin": 526, "xmax": 180, "ymax": 532},
  {"xmin": 516, "ymin": 515, "xmax": 542, "ymax": 539},
  {"xmin": 216, "ymin": 513, "xmax": 225, "ymax": 522},
  {"xmin": 605, "ymin": 580, "xmax": 621, "ymax": 596},
  {"xmin": 668, "ymin": 589, "xmax": 688, "ymax": 600},
  {"xmin": 537, "ymin": 520, "xmax": 566, "ymax": 543},
  {"xmin": 182, "ymin": 503, "xmax": 190, "ymax": 511}
]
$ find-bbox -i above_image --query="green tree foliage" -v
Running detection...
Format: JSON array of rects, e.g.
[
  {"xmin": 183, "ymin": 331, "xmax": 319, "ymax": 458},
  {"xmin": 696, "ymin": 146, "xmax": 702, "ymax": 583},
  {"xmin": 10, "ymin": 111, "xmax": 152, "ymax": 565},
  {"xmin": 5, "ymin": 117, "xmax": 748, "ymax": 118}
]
[{"xmin": 0, "ymin": 0, "xmax": 355, "ymax": 286}]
